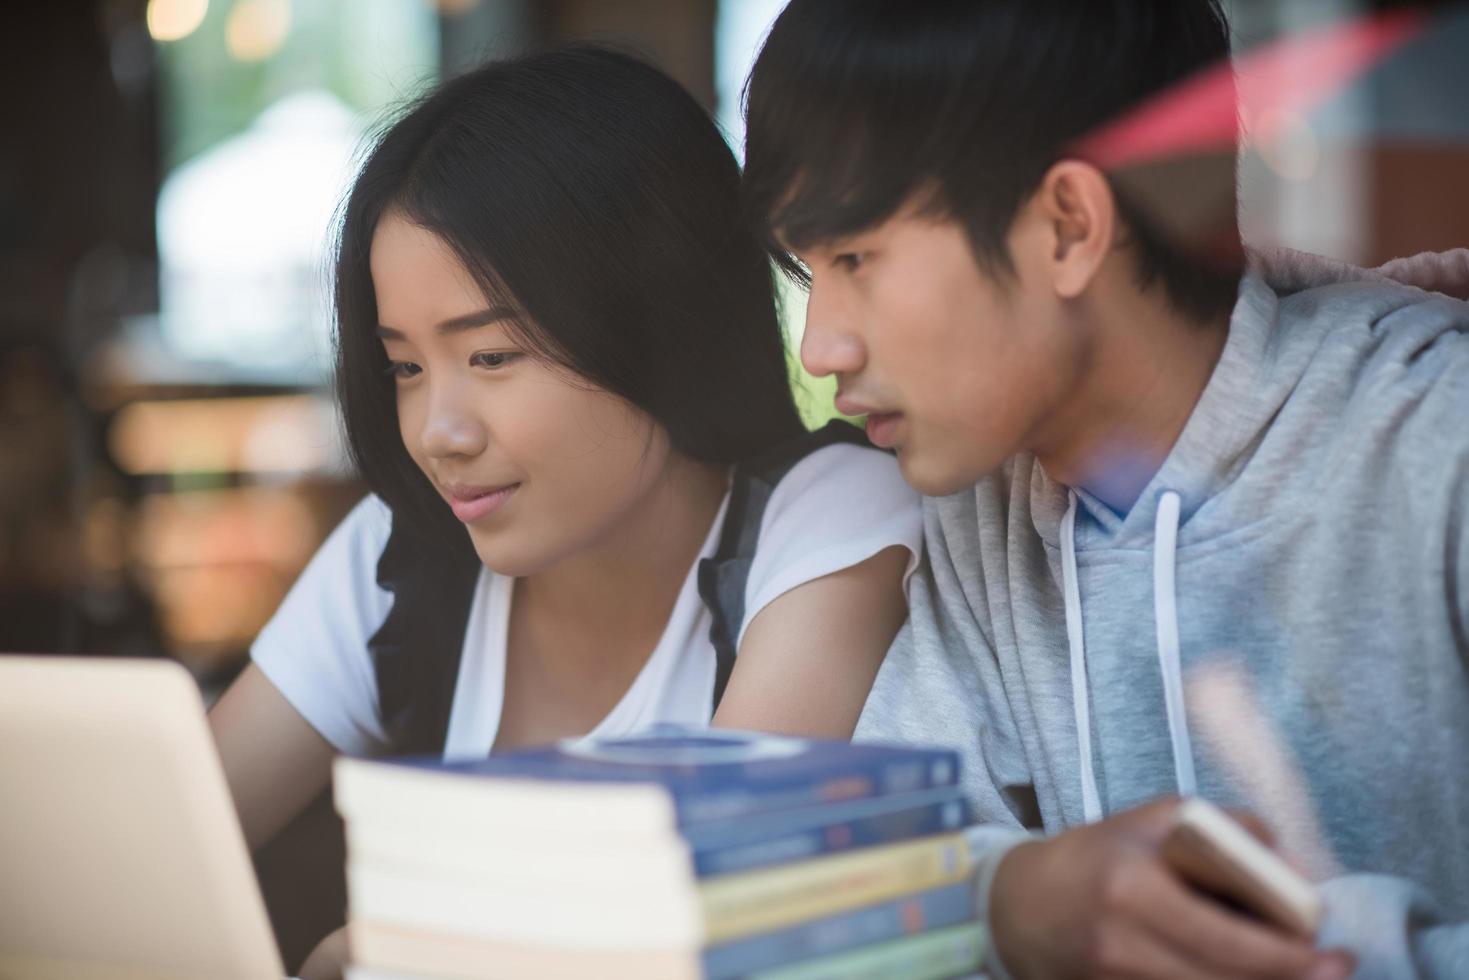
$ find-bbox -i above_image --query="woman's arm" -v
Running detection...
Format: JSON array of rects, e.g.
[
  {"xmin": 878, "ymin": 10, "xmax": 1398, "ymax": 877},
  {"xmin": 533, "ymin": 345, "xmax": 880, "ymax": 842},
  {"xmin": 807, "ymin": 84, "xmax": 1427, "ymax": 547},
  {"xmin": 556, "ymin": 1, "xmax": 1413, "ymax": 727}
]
[
  {"xmin": 211, "ymin": 496, "xmax": 394, "ymax": 852},
  {"xmin": 208, "ymin": 664, "xmax": 337, "ymax": 852},
  {"xmin": 712, "ymin": 545, "xmax": 910, "ymax": 739}
]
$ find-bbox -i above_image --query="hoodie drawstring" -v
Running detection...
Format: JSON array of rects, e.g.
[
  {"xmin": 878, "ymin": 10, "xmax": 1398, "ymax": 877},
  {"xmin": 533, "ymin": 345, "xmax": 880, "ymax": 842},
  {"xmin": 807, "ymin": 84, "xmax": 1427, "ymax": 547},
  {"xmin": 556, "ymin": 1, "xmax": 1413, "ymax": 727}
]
[
  {"xmin": 1061, "ymin": 492, "xmax": 1104, "ymax": 823},
  {"xmin": 1062, "ymin": 489, "xmax": 1197, "ymax": 824},
  {"xmin": 1152, "ymin": 490, "xmax": 1198, "ymax": 798}
]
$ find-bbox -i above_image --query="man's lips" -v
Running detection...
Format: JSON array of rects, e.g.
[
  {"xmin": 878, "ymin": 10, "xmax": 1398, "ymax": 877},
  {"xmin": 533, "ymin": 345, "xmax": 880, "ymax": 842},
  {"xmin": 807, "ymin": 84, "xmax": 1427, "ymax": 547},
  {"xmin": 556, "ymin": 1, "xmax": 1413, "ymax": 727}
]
[
  {"xmin": 834, "ymin": 394, "xmax": 903, "ymax": 449},
  {"xmin": 834, "ymin": 393, "xmax": 882, "ymax": 418},
  {"xmin": 443, "ymin": 483, "xmax": 519, "ymax": 523},
  {"xmin": 863, "ymin": 412, "xmax": 902, "ymax": 449}
]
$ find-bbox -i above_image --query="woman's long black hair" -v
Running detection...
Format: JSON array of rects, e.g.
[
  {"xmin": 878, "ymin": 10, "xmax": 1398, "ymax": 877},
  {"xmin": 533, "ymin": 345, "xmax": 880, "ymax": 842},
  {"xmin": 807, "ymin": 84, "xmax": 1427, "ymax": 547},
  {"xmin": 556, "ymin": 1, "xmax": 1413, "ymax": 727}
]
[{"xmin": 334, "ymin": 45, "xmax": 804, "ymax": 552}]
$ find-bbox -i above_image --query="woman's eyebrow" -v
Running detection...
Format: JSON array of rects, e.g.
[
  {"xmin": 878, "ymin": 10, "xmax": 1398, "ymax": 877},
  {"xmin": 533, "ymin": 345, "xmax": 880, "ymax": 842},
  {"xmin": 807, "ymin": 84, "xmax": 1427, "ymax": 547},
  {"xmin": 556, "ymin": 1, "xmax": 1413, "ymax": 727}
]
[
  {"xmin": 435, "ymin": 305, "xmax": 519, "ymax": 334},
  {"xmin": 376, "ymin": 305, "xmax": 519, "ymax": 340}
]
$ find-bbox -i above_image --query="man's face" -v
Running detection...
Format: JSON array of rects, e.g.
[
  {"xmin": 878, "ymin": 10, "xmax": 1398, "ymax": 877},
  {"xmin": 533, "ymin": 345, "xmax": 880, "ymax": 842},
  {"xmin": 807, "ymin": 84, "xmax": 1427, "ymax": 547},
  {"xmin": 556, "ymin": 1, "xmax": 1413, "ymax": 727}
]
[{"xmin": 790, "ymin": 204, "xmax": 1084, "ymax": 496}]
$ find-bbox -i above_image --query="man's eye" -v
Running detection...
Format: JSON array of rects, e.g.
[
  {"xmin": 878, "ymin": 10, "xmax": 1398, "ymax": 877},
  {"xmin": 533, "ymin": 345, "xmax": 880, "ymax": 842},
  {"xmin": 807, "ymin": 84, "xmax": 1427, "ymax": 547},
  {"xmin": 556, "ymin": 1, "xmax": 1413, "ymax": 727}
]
[
  {"xmin": 471, "ymin": 351, "xmax": 521, "ymax": 370},
  {"xmin": 834, "ymin": 253, "xmax": 865, "ymax": 272},
  {"xmin": 386, "ymin": 361, "xmax": 420, "ymax": 380}
]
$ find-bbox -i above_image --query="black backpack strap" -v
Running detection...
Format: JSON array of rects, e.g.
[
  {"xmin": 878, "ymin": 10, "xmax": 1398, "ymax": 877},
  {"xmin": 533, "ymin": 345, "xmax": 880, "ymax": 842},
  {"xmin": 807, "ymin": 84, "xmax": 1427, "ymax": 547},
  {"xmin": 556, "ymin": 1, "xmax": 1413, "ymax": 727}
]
[
  {"xmin": 366, "ymin": 511, "xmax": 481, "ymax": 754},
  {"xmin": 367, "ymin": 421, "xmax": 882, "ymax": 751},
  {"xmin": 697, "ymin": 420, "xmax": 880, "ymax": 711}
]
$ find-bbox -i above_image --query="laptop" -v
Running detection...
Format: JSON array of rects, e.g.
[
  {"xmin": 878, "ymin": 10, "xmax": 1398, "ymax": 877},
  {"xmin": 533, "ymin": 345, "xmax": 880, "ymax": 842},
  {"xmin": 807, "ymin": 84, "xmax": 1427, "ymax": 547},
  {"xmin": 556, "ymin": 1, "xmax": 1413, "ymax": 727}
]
[{"xmin": 0, "ymin": 654, "xmax": 286, "ymax": 979}]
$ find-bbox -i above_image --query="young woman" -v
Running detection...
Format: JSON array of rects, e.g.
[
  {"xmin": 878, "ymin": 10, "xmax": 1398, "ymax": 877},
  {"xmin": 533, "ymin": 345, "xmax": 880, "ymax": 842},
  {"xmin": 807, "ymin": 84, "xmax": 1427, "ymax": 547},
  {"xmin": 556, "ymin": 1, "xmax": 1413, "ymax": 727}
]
[{"xmin": 207, "ymin": 46, "xmax": 919, "ymax": 978}]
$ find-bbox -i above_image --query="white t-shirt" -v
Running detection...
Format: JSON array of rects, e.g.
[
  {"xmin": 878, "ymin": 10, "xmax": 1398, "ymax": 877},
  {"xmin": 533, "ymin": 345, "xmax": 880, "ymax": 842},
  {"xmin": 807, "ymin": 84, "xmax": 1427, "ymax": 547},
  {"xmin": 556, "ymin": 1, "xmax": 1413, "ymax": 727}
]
[{"xmin": 252, "ymin": 443, "xmax": 921, "ymax": 759}]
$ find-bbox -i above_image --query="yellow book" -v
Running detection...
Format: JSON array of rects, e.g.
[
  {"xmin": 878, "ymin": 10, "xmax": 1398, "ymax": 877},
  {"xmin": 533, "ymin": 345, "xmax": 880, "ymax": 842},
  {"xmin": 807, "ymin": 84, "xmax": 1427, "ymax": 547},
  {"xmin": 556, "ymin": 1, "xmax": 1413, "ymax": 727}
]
[{"xmin": 699, "ymin": 832, "xmax": 972, "ymax": 944}]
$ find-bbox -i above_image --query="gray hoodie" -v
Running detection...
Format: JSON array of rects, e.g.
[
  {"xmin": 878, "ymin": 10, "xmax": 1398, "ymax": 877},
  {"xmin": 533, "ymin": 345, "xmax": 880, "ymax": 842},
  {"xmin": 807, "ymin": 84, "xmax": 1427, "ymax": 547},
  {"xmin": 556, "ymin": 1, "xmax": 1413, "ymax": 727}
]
[{"xmin": 856, "ymin": 249, "xmax": 1469, "ymax": 977}]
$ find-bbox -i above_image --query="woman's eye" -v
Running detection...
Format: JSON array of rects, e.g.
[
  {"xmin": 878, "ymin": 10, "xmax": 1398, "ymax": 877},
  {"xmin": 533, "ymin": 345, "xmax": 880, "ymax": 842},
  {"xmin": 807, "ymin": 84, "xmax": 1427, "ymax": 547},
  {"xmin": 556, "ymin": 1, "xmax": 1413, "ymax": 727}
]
[
  {"xmin": 471, "ymin": 351, "xmax": 520, "ymax": 370},
  {"xmin": 834, "ymin": 252, "xmax": 865, "ymax": 272},
  {"xmin": 386, "ymin": 360, "xmax": 421, "ymax": 380}
]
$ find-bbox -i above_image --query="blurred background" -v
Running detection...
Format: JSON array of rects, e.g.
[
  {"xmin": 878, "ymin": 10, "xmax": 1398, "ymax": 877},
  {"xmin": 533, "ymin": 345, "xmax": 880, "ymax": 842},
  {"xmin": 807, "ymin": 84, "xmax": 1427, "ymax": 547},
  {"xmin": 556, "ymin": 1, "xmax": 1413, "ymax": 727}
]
[
  {"xmin": 0, "ymin": 0, "xmax": 1466, "ymax": 695},
  {"xmin": 0, "ymin": 0, "xmax": 805, "ymax": 694},
  {"xmin": 2, "ymin": 0, "xmax": 1465, "ymax": 970}
]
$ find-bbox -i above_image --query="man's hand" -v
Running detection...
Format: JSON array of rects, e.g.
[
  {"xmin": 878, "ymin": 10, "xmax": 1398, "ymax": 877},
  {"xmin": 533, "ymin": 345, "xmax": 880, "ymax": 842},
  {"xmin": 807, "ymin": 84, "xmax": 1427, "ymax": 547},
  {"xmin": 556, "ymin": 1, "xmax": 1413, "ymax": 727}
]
[{"xmin": 989, "ymin": 798, "xmax": 1356, "ymax": 979}]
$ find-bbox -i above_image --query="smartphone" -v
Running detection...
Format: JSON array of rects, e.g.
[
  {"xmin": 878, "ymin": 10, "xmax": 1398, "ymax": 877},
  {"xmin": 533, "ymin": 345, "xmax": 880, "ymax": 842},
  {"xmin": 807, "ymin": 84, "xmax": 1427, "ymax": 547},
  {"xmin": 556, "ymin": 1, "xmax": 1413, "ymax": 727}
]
[{"xmin": 1160, "ymin": 797, "xmax": 1324, "ymax": 939}]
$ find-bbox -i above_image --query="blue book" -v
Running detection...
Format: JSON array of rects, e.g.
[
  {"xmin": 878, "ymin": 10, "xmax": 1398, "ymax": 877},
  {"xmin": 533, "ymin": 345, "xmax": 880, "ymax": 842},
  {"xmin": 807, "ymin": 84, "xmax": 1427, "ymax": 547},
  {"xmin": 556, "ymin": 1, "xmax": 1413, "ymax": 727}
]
[
  {"xmin": 338, "ymin": 725, "xmax": 960, "ymax": 830},
  {"xmin": 344, "ymin": 883, "xmax": 978, "ymax": 980},
  {"xmin": 702, "ymin": 881, "xmax": 975, "ymax": 979},
  {"xmin": 688, "ymin": 787, "xmax": 971, "ymax": 876},
  {"xmin": 745, "ymin": 922, "xmax": 986, "ymax": 980}
]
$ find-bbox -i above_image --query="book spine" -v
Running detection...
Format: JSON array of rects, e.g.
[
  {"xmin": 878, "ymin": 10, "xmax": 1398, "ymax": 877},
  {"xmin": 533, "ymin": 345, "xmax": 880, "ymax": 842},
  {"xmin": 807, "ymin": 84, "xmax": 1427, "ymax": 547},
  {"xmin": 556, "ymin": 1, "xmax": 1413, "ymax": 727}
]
[
  {"xmin": 701, "ymin": 881, "xmax": 973, "ymax": 980},
  {"xmin": 675, "ymin": 752, "xmax": 959, "ymax": 825},
  {"xmin": 745, "ymin": 923, "xmax": 987, "ymax": 980},
  {"xmin": 699, "ymin": 833, "xmax": 972, "ymax": 945},
  {"xmin": 693, "ymin": 794, "xmax": 969, "ymax": 877}
]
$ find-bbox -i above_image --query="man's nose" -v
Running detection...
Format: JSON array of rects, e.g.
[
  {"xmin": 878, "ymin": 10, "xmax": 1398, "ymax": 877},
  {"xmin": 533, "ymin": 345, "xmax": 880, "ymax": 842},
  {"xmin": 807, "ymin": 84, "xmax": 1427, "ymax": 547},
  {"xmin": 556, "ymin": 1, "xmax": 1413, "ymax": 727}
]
[{"xmin": 800, "ymin": 277, "xmax": 866, "ymax": 379}]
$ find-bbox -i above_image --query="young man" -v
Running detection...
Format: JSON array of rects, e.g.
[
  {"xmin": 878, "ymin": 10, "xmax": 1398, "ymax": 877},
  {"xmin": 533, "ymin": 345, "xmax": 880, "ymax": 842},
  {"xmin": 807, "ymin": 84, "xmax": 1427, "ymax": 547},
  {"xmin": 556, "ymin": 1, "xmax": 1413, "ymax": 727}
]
[{"xmin": 744, "ymin": 2, "xmax": 1468, "ymax": 978}]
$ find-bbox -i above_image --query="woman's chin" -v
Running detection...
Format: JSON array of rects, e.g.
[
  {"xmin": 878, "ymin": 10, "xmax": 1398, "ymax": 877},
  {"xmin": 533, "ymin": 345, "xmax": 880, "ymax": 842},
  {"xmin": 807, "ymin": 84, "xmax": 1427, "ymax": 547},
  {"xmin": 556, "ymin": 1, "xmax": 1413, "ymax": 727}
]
[{"xmin": 468, "ymin": 530, "xmax": 553, "ymax": 580}]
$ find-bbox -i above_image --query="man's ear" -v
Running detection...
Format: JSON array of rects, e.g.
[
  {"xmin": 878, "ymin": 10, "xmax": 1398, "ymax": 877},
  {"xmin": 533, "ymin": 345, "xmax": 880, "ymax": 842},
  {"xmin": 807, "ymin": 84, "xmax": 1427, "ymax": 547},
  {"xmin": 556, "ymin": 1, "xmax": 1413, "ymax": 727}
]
[{"xmin": 1034, "ymin": 160, "xmax": 1117, "ymax": 300}]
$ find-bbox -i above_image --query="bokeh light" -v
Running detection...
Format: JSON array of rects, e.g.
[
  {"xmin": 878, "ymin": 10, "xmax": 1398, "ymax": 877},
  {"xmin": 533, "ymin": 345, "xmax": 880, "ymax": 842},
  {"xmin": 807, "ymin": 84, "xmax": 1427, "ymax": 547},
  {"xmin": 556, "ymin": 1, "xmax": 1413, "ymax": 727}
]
[
  {"xmin": 146, "ymin": 0, "xmax": 208, "ymax": 43},
  {"xmin": 225, "ymin": 0, "xmax": 291, "ymax": 63}
]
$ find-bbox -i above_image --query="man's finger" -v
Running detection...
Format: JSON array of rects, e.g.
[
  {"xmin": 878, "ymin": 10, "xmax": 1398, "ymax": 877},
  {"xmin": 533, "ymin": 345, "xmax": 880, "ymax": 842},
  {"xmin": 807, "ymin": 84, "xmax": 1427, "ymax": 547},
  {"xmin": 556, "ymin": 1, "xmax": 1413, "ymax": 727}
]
[
  {"xmin": 1122, "ymin": 794, "xmax": 1186, "ymax": 844},
  {"xmin": 1129, "ymin": 859, "xmax": 1344, "ymax": 979},
  {"xmin": 1224, "ymin": 808, "xmax": 1276, "ymax": 848},
  {"xmin": 1087, "ymin": 920, "xmax": 1236, "ymax": 980}
]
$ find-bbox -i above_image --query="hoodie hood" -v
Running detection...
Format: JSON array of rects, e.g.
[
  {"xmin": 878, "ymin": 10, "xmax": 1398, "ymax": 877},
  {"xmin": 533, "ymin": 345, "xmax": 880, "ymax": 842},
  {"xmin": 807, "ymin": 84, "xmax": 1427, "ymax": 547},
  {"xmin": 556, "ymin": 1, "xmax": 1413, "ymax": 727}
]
[
  {"xmin": 1035, "ymin": 246, "xmax": 1468, "ymax": 552},
  {"xmin": 1052, "ymin": 247, "xmax": 1469, "ymax": 821}
]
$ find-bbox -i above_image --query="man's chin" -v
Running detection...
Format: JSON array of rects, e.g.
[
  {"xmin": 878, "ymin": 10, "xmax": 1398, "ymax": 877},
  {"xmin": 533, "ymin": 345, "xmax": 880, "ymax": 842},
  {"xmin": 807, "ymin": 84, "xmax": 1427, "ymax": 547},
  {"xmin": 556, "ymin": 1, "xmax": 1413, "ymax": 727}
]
[
  {"xmin": 896, "ymin": 451, "xmax": 979, "ymax": 498},
  {"xmin": 893, "ymin": 455, "xmax": 963, "ymax": 499}
]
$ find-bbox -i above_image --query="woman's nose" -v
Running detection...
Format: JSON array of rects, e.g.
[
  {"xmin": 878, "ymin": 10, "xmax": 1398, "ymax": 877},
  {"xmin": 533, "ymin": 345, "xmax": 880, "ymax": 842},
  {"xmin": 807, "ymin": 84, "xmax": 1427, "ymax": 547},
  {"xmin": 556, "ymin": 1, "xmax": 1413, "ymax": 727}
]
[{"xmin": 418, "ymin": 380, "xmax": 488, "ymax": 460}]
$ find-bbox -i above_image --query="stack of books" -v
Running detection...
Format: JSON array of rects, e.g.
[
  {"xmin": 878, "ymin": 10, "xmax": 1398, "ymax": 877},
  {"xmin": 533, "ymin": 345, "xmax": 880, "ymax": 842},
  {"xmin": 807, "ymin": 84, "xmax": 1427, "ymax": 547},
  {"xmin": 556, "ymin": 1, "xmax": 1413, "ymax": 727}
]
[{"xmin": 335, "ymin": 726, "xmax": 985, "ymax": 980}]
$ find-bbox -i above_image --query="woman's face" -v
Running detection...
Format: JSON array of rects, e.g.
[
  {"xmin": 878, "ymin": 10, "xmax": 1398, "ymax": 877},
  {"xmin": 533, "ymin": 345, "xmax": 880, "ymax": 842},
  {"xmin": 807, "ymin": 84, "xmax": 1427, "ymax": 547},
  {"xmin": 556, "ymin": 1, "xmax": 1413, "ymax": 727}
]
[{"xmin": 369, "ymin": 211, "xmax": 675, "ymax": 577}]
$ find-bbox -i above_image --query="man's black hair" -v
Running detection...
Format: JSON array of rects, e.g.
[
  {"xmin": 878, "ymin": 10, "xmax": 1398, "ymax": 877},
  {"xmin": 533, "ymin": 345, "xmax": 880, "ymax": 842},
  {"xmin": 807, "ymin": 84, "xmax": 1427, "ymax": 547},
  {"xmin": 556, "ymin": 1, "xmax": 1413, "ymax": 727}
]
[
  {"xmin": 744, "ymin": 0, "xmax": 1244, "ymax": 323},
  {"xmin": 334, "ymin": 45, "xmax": 805, "ymax": 550}
]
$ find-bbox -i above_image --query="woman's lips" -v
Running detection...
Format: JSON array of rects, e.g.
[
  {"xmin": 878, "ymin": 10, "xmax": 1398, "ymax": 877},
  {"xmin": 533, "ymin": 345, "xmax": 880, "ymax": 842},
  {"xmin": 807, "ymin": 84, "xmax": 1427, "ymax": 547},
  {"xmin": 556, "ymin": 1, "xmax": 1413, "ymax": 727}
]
[{"xmin": 446, "ymin": 484, "xmax": 519, "ymax": 523}]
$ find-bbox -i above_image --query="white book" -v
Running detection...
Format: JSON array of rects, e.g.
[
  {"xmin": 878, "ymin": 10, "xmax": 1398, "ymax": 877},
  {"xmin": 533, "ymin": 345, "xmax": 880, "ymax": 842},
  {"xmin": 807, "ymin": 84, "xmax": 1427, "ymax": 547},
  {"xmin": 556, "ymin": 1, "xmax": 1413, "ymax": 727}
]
[
  {"xmin": 346, "ymin": 833, "xmax": 972, "ymax": 949},
  {"xmin": 346, "ymin": 820, "xmax": 695, "ymax": 890}
]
